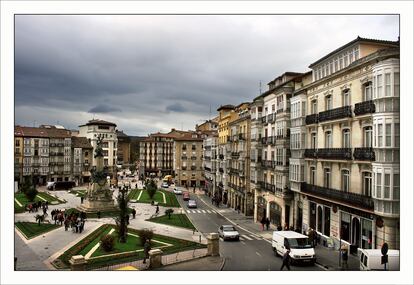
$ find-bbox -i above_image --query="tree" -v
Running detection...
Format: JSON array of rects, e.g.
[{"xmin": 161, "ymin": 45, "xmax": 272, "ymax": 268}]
[
  {"xmin": 115, "ymin": 187, "xmax": 130, "ymax": 243},
  {"xmin": 146, "ymin": 179, "xmax": 157, "ymax": 199},
  {"xmin": 165, "ymin": 209, "xmax": 174, "ymax": 219},
  {"xmin": 35, "ymin": 214, "xmax": 44, "ymax": 226},
  {"xmin": 22, "ymin": 176, "xmax": 38, "ymax": 202},
  {"xmin": 100, "ymin": 235, "xmax": 115, "ymax": 252},
  {"xmin": 136, "ymin": 229, "xmax": 154, "ymax": 246},
  {"xmin": 129, "ymin": 165, "xmax": 136, "ymax": 173}
]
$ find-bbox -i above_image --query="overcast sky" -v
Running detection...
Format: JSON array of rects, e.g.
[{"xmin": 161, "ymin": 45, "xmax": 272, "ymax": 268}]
[{"xmin": 15, "ymin": 15, "xmax": 399, "ymax": 136}]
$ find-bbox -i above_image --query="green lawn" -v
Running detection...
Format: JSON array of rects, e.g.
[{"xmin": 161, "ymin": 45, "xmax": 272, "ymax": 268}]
[
  {"xmin": 14, "ymin": 192, "xmax": 66, "ymax": 213},
  {"xmin": 147, "ymin": 214, "xmax": 196, "ymax": 230},
  {"xmin": 69, "ymin": 189, "xmax": 87, "ymax": 198},
  {"xmin": 128, "ymin": 189, "xmax": 180, "ymax": 207},
  {"xmin": 15, "ymin": 222, "xmax": 61, "ymax": 239},
  {"xmin": 54, "ymin": 224, "xmax": 206, "ymax": 269}
]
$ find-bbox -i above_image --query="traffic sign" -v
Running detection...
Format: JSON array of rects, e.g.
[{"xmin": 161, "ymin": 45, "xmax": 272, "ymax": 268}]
[{"xmin": 381, "ymin": 243, "xmax": 389, "ymax": 255}]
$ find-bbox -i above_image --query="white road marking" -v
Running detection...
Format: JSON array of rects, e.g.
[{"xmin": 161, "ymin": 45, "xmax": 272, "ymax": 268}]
[
  {"xmin": 36, "ymin": 195, "xmax": 47, "ymax": 202},
  {"xmin": 136, "ymin": 190, "xmax": 143, "ymax": 201},
  {"xmin": 255, "ymin": 251, "xmax": 262, "ymax": 257},
  {"xmin": 239, "ymin": 236, "xmax": 245, "ymax": 241},
  {"xmin": 251, "ymin": 235, "xmax": 262, "ymax": 240},
  {"xmin": 241, "ymin": 241, "xmax": 246, "ymax": 245},
  {"xmin": 85, "ymin": 228, "xmax": 115, "ymax": 259},
  {"xmin": 196, "ymin": 210, "xmax": 201, "ymax": 213},
  {"xmin": 201, "ymin": 210, "xmax": 206, "ymax": 213},
  {"xmin": 241, "ymin": 234, "xmax": 253, "ymax": 240},
  {"xmin": 160, "ymin": 191, "xmax": 167, "ymax": 204},
  {"xmin": 14, "ymin": 198, "xmax": 23, "ymax": 207}
]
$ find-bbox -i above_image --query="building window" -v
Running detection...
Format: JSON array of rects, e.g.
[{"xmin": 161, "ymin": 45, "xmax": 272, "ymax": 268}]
[
  {"xmin": 395, "ymin": 123, "xmax": 400, "ymax": 147},
  {"xmin": 324, "ymin": 168, "xmax": 331, "ymax": 188},
  {"xmin": 15, "ymin": 140, "xmax": 20, "ymax": 147},
  {"xmin": 377, "ymin": 74, "xmax": 383, "ymax": 98},
  {"xmin": 341, "ymin": 170, "xmax": 350, "ymax": 192},
  {"xmin": 341, "ymin": 212, "xmax": 351, "ymax": 243},
  {"xmin": 363, "ymin": 172, "xmax": 372, "ymax": 197},
  {"xmin": 384, "ymin": 73, "xmax": 391, "ymax": 97},
  {"xmin": 385, "ymin": 123, "xmax": 392, "ymax": 147},
  {"xmin": 311, "ymin": 132, "xmax": 317, "ymax": 149},
  {"xmin": 310, "ymin": 167, "xmax": 316, "ymax": 185},
  {"xmin": 394, "ymin": 72, "xmax": 400, "ymax": 96},
  {"xmin": 311, "ymin": 100, "xmax": 317, "ymax": 114},
  {"xmin": 384, "ymin": 173, "xmax": 390, "ymax": 199},
  {"xmin": 363, "ymin": 126, "xmax": 373, "ymax": 147},
  {"xmin": 325, "ymin": 131, "xmax": 332, "ymax": 148},
  {"xmin": 376, "ymin": 173, "xmax": 382, "ymax": 198},
  {"xmin": 325, "ymin": 95, "xmax": 332, "ymax": 111},
  {"xmin": 342, "ymin": 89, "xmax": 350, "ymax": 106},
  {"xmin": 377, "ymin": 124, "xmax": 383, "ymax": 147},
  {"xmin": 393, "ymin": 173, "xmax": 400, "ymax": 200},
  {"xmin": 342, "ymin": 129, "xmax": 351, "ymax": 148}
]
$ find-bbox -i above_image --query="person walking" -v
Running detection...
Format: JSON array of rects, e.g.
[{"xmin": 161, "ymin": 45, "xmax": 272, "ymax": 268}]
[
  {"xmin": 265, "ymin": 217, "xmax": 270, "ymax": 231},
  {"xmin": 80, "ymin": 196, "xmax": 84, "ymax": 204},
  {"xmin": 341, "ymin": 245, "xmax": 349, "ymax": 270},
  {"xmin": 97, "ymin": 211, "xmax": 101, "ymax": 219},
  {"xmin": 280, "ymin": 249, "xmax": 291, "ymax": 271},
  {"xmin": 260, "ymin": 217, "xmax": 266, "ymax": 231},
  {"xmin": 143, "ymin": 239, "xmax": 151, "ymax": 264},
  {"xmin": 131, "ymin": 208, "xmax": 136, "ymax": 219},
  {"xmin": 155, "ymin": 205, "xmax": 159, "ymax": 214}
]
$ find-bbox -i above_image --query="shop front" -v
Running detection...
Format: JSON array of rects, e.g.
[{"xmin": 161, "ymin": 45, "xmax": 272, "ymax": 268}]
[{"xmin": 256, "ymin": 196, "xmax": 267, "ymax": 222}]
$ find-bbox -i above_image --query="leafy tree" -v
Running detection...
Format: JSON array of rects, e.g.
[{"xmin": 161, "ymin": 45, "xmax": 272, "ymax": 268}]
[
  {"xmin": 136, "ymin": 229, "xmax": 154, "ymax": 246},
  {"xmin": 146, "ymin": 179, "xmax": 157, "ymax": 199},
  {"xmin": 115, "ymin": 187, "xmax": 130, "ymax": 243},
  {"xmin": 165, "ymin": 209, "xmax": 174, "ymax": 219},
  {"xmin": 35, "ymin": 214, "xmax": 44, "ymax": 226},
  {"xmin": 22, "ymin": 176, "xmax": 38, "ymax": 202}
]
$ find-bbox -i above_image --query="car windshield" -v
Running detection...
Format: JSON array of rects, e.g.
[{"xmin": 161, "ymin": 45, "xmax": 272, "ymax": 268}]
[
  {"xmin": 287, "ymin": 238, "xmax": 312, "ymax": 249},
  {"xmin": 223, "ymin": 226, "xmax": 236, "ymax": 232}
]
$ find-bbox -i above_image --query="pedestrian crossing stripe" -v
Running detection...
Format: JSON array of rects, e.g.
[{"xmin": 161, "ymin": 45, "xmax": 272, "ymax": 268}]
[
  {"xmin": 241, "ymin": 234, "xmax": 253, "ymax": 240},
  {"xmin": 201, "ymin": 210, "xmax": 206, "ymax": 213},
  {"xmin": 185, "ymin": 209, "xmax": 217, "ymax": 214}
]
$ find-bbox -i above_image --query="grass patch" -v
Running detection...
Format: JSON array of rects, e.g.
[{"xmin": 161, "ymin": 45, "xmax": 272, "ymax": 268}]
[
  {"xmin": 14, "ymin": 192, "xmax": 66, "ymax": 213},
  {"xmin": 54, "ymin": 224, "xmax": 206, "ymax": 269},
  {"xmin": 128, "ymin": 189, "xmax": 180, "ymax": 207},
  {"xmin": 147, "ymin": 214, "xmax": 196, "ymax": 230},
  {"xmin": 69, "ymin": 189, "xmax": 87, "ymax": 198},
  {"xmin": 15, "ymin": 222, "xmax": 61, "ymax": 239}
]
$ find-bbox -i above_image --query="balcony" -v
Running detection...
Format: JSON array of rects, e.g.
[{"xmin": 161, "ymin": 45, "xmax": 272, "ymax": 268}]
[
  {"xmin": 181, "ymin": 156, "xmax": 187, "ymax": 160},
  {"xmin": 191, "ymin": 146, "xmax": 196, "ymax": 150},
  {"xmin": 354, "ymin": 100, "xmax": 375, "ymax": 116},
  {"xmin": 32, "ymin": 163, "xmax": 40, "ymax": 167},
  {"xmin": 265, "ymin": 160, "xmax": 274, "ymax": 169},
  {"xmin": 305, "ymin": 113, "xmax": 318, "ymax": 125},
  {"xmin": 318, "ymin": 106, "xmax": 352, "ymax": 123},
  {"xmin": 191, "ymin": 156, "xmax": 197, "ymax": 160},
  {"xmin": 182, "ymin": 166, "xmax": 187, "ymax": 170},
  {"xmin": 353, "ymin": 147, "xmax": 375, "ymax": 161},
  {"xmin": 204, "ymin": 156, "xmax": 212, "ymax": 161},
  {"xmin": 239, "ymin": 133, "xmax": 246, "ymax": 140},
  {"xmin": 261, "ymin": 116, "xmax": 267, "ymax": 124},
  {"xmin": 304, "ymin": 149, "xmax": 318, "ymax": 159},
  {"xmin": 261, "ymin": 137, "xmax": 267, "ymax": 144},
  {"xmin": 219, "ymin": 154, "xmax": 224, "ymax": 160},
  {"xmin": 301, "ymin": 183, "xmax": 374, "ymax": 210},
  {"xmin": 267, "ymin": 114, "xmax": 275, "ymax": 123},
  {"xmin": 50, "ymin": 143, "xmax": 56, "ymax": 147},
  {"xmin": 318, "ymin": 148, "xmax": 352, "ymax": 160},
  {"xmin": 219, "ymin": 168, "xmax": 224, "ymax": 173},
  {"xmin": 57, "ymin": 152, "xmax": 64, "ymax": 156},
  {"xmin": 218, "ymin": 182, "xmax": 223, "ymax": 188},
  {"xmin": 57, "ymin": 143, "xmax": 64, "ymax": 147},
  {"xmin": 265, "ymin": 182, "xmax": 275, "ymax": 193},
  {"xmin": 191, "ymin": 166, "xmax": 197, "ymax": 171},
  {"xmin": 182, "ymin": 146, "xmax": 187, "ymax": 150},
  {"xmin": 266, "ymin": 136, "xmax": 274, "ymax": 145},
  {"xmin": 57, "ymin": 162, "xmax": 64, "ymax": 166},
  {"xmin": 204, "ymin": 166, "xmax": 211, "ymax": 172},
  {"xmin": 231, "ymin": 152, "xmax": 240, "ymax": 159}
]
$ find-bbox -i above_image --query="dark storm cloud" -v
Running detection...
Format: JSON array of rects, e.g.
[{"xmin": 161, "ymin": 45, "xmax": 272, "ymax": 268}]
[
  {"xmin": 166, "ymin": 103, "xmax": 186, "ymax": 113},
  {"xmin": 14, "ymin": 15, "xmax": 399, "ymax": 135},
  {"xmin": 88, "ymin": 104, "xmax": 121, "ymax": 114}
]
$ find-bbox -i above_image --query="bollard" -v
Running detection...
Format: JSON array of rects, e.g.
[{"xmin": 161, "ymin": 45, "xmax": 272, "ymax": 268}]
[
  {"xmin": 206, "ymin": 233, "xmax": 219, "ymax": 256},
  {"xmin": 69, "ymin": 255, "xmax": 87, "ymax": 271}
]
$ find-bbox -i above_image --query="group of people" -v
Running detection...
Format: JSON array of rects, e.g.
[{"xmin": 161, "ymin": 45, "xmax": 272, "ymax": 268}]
[
  {"xmin": 25, "ymin": 200, "xmax": 48, "ymax": 213},
  {"xmin": 211, "ymin": 195, "xmax": 221, "ymax": 207},
  {"xmin": 260, "ymin": 217, "xmax": 271, "ymax": 231},
  {"xmin": 63, "ymin": 211, "xmax": 87, "ymax": 234}
]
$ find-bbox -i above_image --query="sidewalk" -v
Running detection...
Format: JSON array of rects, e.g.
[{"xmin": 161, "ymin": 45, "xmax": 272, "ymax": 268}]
[
  {"xmin": 155, "ymin": 256, "xmax": 224, "ymax": 271},
  {"xmin": 197, "ymin": 193, "xmax": 360, "ymax": 271}
]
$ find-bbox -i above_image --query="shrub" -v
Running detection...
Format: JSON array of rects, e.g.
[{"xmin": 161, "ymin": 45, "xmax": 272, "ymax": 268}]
[
  {"xmin": 146, "ymin": 179, "xmax": 157, "ymax": 199},
  {"xmin": 100, "ymin": 234, "xmax": 115, "ymax": 252},
  {"xmin": 165, "ymin": 209, "xmax": 174, "ymax": 219},
  {"xmin": 22, "ymin": 176, "xmax": 38, "ymax": 202},
  {"xmin": 136, "ymin": 229, "xmax": 154, "ymax": 246}
]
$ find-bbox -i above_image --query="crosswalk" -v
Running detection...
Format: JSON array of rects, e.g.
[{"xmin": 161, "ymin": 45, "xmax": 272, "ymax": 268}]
[
  {"xmin": 219, "ymin": 234, "xmax": 262, "ymax": 241},
  {"xmin": 185, "ymin": 209, "xmax": 217, "ymax": 214}
]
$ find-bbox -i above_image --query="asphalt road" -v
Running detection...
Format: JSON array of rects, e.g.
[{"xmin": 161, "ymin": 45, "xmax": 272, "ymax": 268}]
[{"xmin": 173, "ymin": 187, "xmax": 321, "ymax": 271}]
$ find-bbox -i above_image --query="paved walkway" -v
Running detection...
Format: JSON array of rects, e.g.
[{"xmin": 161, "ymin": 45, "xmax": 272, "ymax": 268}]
[
  {"xmin": 156, "ymin": 255, "xmax": 224, "ymax": 271},
  {"xmin": 197, "ymin": 193, "xmax": 360, "ymax": 271}
]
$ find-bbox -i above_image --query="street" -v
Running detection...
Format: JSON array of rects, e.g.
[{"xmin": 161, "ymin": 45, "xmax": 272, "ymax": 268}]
[{"xmin": 174, "ymin": 186, "xmax": 322, "ymax": 271}]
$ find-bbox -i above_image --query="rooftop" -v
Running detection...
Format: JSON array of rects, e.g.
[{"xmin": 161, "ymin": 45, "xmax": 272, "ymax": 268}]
[
  {"xmin": 79, "ymin": 119, "xmax": 117, "ymax": 127},
  {"xmin": 71, "ymin": 136, "xmax": 93, "ymax": 149}
]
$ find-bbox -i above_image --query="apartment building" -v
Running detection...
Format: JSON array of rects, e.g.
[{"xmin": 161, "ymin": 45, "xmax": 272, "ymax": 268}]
[
  {"xmin": 116, "ymin": 130, "xmax": 131, "ymax": 166},
  {"xmin": 227, "ymin": 103, "xmax": 253, "ymax": 215},
  {"xmin": 78, "ymin": 119, "xmax": 118, "ymax": 178},
  {"xmin": 71, "ymin": 136, "xmax": 93, "ymax": 185},
  {"xmin": 14, "ymin": 136, "xmax": 23, "ymax": 183},
  {"xmin": 296, "ymin": 37, "xmax": 399, "ymax": 250},
  {"xmin": 216, "ymin": 105, "xmax": 237, "ymax": 204},
  {"xmin": 173, "ymin": 132, "xmax": 204, "ymax": 187},
  {"xmin": 250, "ymin": 72, "xmax": 303, "ymax": 227},
  {"xmin": 203, "ymin": 134, "xmax": 218, "ymax": 196}
]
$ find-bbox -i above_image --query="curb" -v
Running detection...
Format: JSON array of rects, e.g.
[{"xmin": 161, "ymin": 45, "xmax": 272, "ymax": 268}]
[{"xmin": 219, "ymin": 256, "xmax": 226, "ymax": 271}]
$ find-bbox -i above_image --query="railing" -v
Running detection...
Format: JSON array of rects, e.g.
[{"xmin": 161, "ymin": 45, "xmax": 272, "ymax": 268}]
[
  {"xmin": 191, "ymin": 156, "xmax": 197, "ymax": 160},
  {"xmin": 219, "ymin": 154, "xmax": 224, "ymax": 160},
  {"xmin": 204, "ymin": 166, "xmax": 211, "ymax": 171},
  {"xmin": 301, "ymin": 182, "xmax": 374, "ymax": 210},
  {"xmin": 353, "ymin": 147, "xmax": 375, "ymax": 161},
  {"xmin": 57, "ymin": 152, "xmax": 64, "ymax": 156},
  {"xmin": 57, "ymin": 143, "xmax": 64, "ymax": 147},
  {"xmin": 219, "ymin": 168, "xmax": 224, "ymax": 173},
  {"xmin": 182, "ymin": 166, "xmax": 187, "ymax": 170},
  {"xmin": 181, "ymin": 156, "xmax": 187, "ymax": 160},
  {"xmin": 191, "ymin": 166, "xmax": 197, "ymax": 170},
  {"xmin": 231, "ymin": 152, "xmax": 240, "ymax": 158},
  {"xmin": 204, "ymin": 156, "xmax": 211, "ymax": 160},
  {"xmin": 318, "ymin": 106, "xmax": 352, "ymax": 123},
  {"xmin": 50, "ymin": 143, "xmax": 56, "ymax": 147},
  {"xmin": 265, "ymin": 182, "xmax": 276, "ymax": 193},
  {"xmin": 304, "ymin": 149, "xmax": 318, "ymax": 159},
  {"xmin": 192, "ymin": 147, "xmax": 196, "ymax": 150},
  {"xmin": 182, "ymin": 147, "xmax": 187, "ymax": 150},
  {"xmin": 317, "ymin": 148, "xmax": 352, "ymax": 160},
  {"xmin": 238, "ymin": 133, "xmax": 245, "ymax": 140},
  {"xmin": 261, "ymin": 137, "xmax": 267, "ymax": 144},
  {"xmin": 305, "ymin": 113, "xmax": 318, "ymax": 125},
  {"xmin": 261, "ymin": 116, "xmax": 267, "ymax": 124},
  {"xmin": 267, "ymin": 113, "xmax": 275, "ymax": 123},
  {"xmin": 354, "ymin": 100, "xmax": 375, "ymax": 116}
]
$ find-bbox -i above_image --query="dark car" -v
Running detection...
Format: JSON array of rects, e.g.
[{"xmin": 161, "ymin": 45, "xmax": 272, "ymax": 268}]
[
  {"xmin": 183, "ymin": 192, "xmax": 190, "ymax": 201},
  {"xmin": 48, "ymin": 181, "xmax": 76, "ymax": 190}
]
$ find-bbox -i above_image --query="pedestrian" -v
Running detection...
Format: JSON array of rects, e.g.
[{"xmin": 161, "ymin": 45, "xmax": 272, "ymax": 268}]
[
  {"xmin": 143, "ymin": 239, "xmax": 151, "ymax": 264},
  {"xmin": 54, "ymin": 213, "xmax": 58, "ymax": 225},
  {"xmin": 135, "ymin": 183, "xmax": 138, "ymax": 189},
  {"xmin": 97, "ymin": 211, "xmax": 101, "ymax": 219},
  {"xmin": 28, "ymin": 203, "xmax": 32, "ymax": 213},
  {"xmin": 156, "ymin": 205, "xmax": 159, "ymax": 214},
  {"xmin": 237, "ymin": 205, "xmax": 240, "ymax": 214},
  {"xmin": 79, "ymin": 220, "xmax": 85, "ymax": 233},
  {"xmin": 277, "ymin": 225, "xmax": 283, "ymax": 231},
  {"xmin": 125, "ymin": 214, "xmax": 130, "ymax": 225},
  {"xmin": 81, "ymin": 196, "xmax": 84, "ymax": 204},
  {"xmin": 341, "ymin": 245, "xmax": 348, "ymax": 270},
  {"xmin": 43, "ymin": 206, "xmax": 47, "ymax": 215},
  {"xmin": 131, "ymin": 208, "xmax": 136, "ymax": 219},
  {"xmin": 280, "ymin": 249, "xmax": 291, "ymax": 271},
  {"xmin": 45, "ymin": 200, "xmax": 48, "ymax": 210},
  {"xmin": 265, "ymin": 217, "xmax": 270, "ymax": 231},
  {"xmin": 260, "ymin": 217, "xmax": 266, "ymax": 231},
  {"xmin": 64, "ymin": 218, "xmax": 69, "ymax": 231}
]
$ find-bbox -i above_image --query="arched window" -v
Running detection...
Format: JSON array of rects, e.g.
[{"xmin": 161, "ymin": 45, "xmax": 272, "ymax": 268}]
[
  {"xmin": 343, "ymin": 89, "xmax": 351, "ymax": 106},
  {"xmin": 325, "ymin": 131, "xmax": 332, "ymax": 148},
  {"xmin": 341, "ymin": 169, "xmax": 350, "ymax": 192},
  {"xmin": 342, "ymin": 129, "xmax": 351, "ymax": 148},
  {"xmin": 363, "ymin": 126, "xmax": 373, "ymax": 148},
  {"xmin": 324, "ymin": 168, "xmax": 331, "ymax": 188}
]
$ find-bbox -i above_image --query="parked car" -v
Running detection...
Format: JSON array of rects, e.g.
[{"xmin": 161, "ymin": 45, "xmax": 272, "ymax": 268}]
[
  {"xmin": 272, "ymin": 231, "xmax": 316, "ymax": 264},
  {"xmin": 359, "ymin": 249, "xmax": 400, "ymax": 271},
  {"xmin": 47, "ymin": 181, "xmax": 76, "ymax": 190},
  {"xmin": 218, "ymin": 225, "xmax": 240, "ymax": 241},
  {"xmin": 173, "ymin": 188, "xmax": 182, "ymax": 195},
  {"xmin": 183, "ymin": 192, "xmax": 190, "ymax": 201},
  {"xmin": 161, "ymin": 182, "xmax": 169, "ymax": 188},
  {"xmin": 187, "ymin": 199, "xmax": 197, "ymax": 208},
  {"xmin": 46, "ymin": 182, "xmax": 55, "ymax": 190}
]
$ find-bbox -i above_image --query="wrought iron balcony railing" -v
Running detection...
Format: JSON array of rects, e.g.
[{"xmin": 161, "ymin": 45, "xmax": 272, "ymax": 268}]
[
  {"xmin": 317, "ymin": 148, "xmax": 352, "ymax": 160},
  {"xmin": 261, "ymin": 116, "xmax": 267, "ymax": 124},
  {"xmin": 267, "ymin": 113, "xmax": 275, "ymax": 123},
  {"xmin": 304, "ymin": 149, "xmax": 318, "ymax": 159},
  {"xmin": 353, "ymin": 147, "xmax": 375, "ymax": 161},
  {"xmin": 301, "ymin": 182, "xmax": 374, "ymax": 210},
  {"xmin": 305, "ymin": 113, "xmax": 318, "ymax": 125},
  {"xmin": 318, "ymin": 106, "xmax": 352, "ymax": 123},
  {"xmin": 354, "ymin": 100, "xmax": 375, "ymax": 116}
]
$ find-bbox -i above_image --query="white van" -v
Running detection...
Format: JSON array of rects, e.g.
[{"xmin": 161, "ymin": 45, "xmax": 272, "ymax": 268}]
[
  {"xmin": 359, "ymin": 249, "xmax": 399, "ymax": 271},
  {"xmin": 272, "ymin": 231, "xmax": 316, "ymax": 264}
]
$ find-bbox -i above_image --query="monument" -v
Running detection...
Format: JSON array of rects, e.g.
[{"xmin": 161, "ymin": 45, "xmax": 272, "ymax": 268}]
[{"xmin": 77, "ymin": 135, "xmax": 118, "ymax": 213}]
